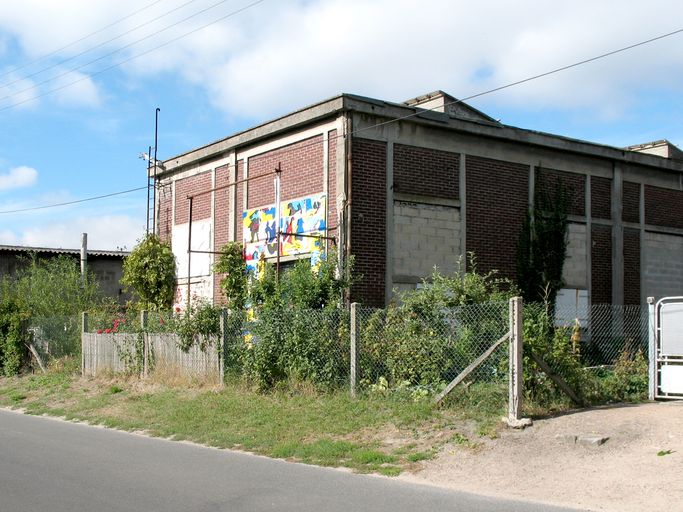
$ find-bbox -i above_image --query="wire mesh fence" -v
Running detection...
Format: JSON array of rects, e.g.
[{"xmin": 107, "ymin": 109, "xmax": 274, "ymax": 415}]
[
  {"xmin": 356, "ymin": 302, "xmax": 510, "ymax": 393},
  {"xmin": 29, "ymin": 315, "xmax": 81, "ymax": 361},
  {"xmin": 78, "ymin": 300, "xmax": 652, "ymax": 409},
  {"xmin": 540, "ymin": 303, "xmax": 649, "ymax": 366}
]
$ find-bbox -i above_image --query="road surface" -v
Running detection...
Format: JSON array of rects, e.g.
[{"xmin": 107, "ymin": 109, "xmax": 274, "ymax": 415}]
[{"xmin": 0, "ymin": 409, "xmax": 582, "ymax": 511}]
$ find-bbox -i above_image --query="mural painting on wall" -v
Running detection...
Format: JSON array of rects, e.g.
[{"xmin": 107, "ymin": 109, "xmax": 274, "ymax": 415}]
[{"xmin": 242, "ymin": 193, "xmax": 327, "ymax": 271}]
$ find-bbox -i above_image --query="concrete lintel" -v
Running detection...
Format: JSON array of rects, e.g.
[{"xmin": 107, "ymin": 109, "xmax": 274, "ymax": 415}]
[{"xmin": 393, "ymin": 193, "xmax": 460, "ymax": 208}]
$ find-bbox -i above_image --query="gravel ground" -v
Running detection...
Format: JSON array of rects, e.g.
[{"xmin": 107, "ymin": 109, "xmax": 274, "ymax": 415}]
[{"xmin": 402, "ymin": 401, "xmax": 683, "ymax": 512}]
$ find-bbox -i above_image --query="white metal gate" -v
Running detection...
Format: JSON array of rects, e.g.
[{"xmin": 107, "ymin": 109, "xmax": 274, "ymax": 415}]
[{"xmin": 650, "ymin": 296, "xmax": 683, "ymax": 400}]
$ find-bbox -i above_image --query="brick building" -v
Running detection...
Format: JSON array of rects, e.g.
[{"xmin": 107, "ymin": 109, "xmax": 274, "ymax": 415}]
[{"xmin": 156, "ymin": 90, "xmax": 683, "ymax": 308}]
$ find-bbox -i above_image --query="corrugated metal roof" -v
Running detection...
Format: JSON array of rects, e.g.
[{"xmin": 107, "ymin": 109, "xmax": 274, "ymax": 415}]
[{"xmin": 0, "ymin": 245, "xmax": 129, "ymax": 258}]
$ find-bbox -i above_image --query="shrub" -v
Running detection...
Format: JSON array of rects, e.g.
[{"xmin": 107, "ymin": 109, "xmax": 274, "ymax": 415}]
[
  {"xmin": 603, "ymin": 349, "xmax": 648, "ymax": 402},
  {"xmin": 360, "ymin": 261, "xmax": 516, "ymax": 390},
  {"xmin": 121, "ymin": 234, "xmax": 176, "ymax": 311}
]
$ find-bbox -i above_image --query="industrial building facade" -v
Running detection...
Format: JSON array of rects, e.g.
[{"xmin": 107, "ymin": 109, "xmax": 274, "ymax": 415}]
[{"xmin": 156, "ymin": 91, "xmax": 683, "ymax": 308}]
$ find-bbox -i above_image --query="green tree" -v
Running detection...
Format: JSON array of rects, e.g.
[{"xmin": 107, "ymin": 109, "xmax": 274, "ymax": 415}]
[
  {"xmin": 214, "ymin": 242, "xmax": 248, "ymax": 310},
  {"xmin": 517, "ymin": 176, "xmax": 569, "ymax": 306},
  {"xmin": 121, "ymin": 234, "xmax": 176, "ymax": 311}
]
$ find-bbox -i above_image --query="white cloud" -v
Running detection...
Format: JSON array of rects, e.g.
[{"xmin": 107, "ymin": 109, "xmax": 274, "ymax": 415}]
[
  {"xmin": 52, "ymin": 70, "xmax": 101, "ymax": 107},
  {"xmin": 0, "ymin": 214, "xmax": 145, "ymax": 251},
  {"xmin": 0, "ymin": 166, "xmax": 37, "ymax": 191},
  {"xmin": 1, "ymin": 0, "xmax": 683, "ymax": 120}
]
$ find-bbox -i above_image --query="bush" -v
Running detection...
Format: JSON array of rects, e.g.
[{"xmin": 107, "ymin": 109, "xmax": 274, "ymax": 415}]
[
  {"xmin": 121, "ymin": 234, "xmax": 176, "ymax": 311},
  {"xmin": 603, "ymin": 349, "xmax": 648, "ymax": 402},
  {"xmin": 360, "ymin": 262, "xmax": 516, "ymax": 390},
  {"xmin": 237, "ymin": 252, "xmax": 352, "ymax": 391}
]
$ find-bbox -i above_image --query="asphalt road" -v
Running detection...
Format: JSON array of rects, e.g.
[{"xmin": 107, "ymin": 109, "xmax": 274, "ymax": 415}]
[{"xmin": 0, "ymin": 410, "xmax": 582, "ymax": 512}]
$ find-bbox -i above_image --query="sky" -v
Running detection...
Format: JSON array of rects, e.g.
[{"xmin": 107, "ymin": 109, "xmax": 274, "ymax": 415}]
[{"xmin": 0, "ymin": 0, "xmax": 682, "ymax": 251}]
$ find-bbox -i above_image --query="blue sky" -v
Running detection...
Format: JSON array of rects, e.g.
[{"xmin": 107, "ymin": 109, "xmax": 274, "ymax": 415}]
[{"xmin": 0, "ymin": 0, "xmax": 682, "ymax": 250}]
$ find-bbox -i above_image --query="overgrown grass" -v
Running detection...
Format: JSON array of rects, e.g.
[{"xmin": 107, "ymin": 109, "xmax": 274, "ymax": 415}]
[{"xmin": 0, "ymin": 358, "xmax": 503, "ymax": 476}]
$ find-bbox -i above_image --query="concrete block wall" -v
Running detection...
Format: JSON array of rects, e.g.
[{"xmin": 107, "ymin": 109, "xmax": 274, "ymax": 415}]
[
  {"xmin": 563, "ymin": 223, "xmax": 587, "ymax": 289},
  {"xmin": 392, "ymin": 201, "xmax": 461, "ymax": 282},
  {"xmin": 643, "ymin": 232, "xmax": 683, "ymax": 299}
]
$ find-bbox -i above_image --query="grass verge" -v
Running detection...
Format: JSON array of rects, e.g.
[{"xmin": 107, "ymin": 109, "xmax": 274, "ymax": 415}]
[{"xmin": 0, "ymin": 358, "xmax": 505, "ymax": 476}]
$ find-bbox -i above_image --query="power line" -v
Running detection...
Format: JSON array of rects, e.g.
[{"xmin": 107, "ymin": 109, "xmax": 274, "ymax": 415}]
[
  {"xmin": 0, "ymin": 0, "xmax": 168, "ymax": 83},
  {"xmin": 0, "ymin": 0, "xmax": 204, "ymax": 90},
  {"xmin": 1, "ymin": 25, "xmax": 680, "ymax": 214},
  {"xmin": 0, "ymin": 187, "xmax": 147, "ymax": 215},
  {"xmin": 0, "ymin": 0, "xmax": 241, "ymax": 104}
]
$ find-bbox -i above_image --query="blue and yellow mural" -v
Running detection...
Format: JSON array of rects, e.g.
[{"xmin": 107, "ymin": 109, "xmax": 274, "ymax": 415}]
[{"xmin": 242, "ymin": 193, "xmax": 327, "ymax": 271}]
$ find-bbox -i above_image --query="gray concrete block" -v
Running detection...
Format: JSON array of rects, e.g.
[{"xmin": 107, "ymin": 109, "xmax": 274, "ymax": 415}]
[
  {"xmin": 555, "ymin": 434, "xmax": 577, "ymax": 444},
  {"xmin": 578, "ymin": 435, "xmax": 609, "ymax": 446}
]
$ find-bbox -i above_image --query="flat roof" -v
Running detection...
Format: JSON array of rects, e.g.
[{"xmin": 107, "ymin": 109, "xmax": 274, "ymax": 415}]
[{"xmin": 0, "ymin": 245, "xmax": 129, "ymax": 258}]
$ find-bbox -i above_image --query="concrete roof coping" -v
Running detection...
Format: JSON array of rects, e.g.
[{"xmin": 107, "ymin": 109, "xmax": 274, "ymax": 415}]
[{"xmin": 161, "ymin": 91, "xmax": 683, "ymax": 175}]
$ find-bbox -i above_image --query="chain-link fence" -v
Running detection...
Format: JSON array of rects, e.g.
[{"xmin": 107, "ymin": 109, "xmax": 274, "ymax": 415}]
[
  {"xmin": 29, "ymin": 315, "xmax": 81, "ymax": 362},
  {"xmin": 222, "ymin": 307, "xmax": 350, "ymax": 390},
  {"xmin": 543, "ymin": 303, "xmax": 649, "ymax": 366},
  {"xmin": 79, "ymin": 300, "xmax": 652, "ymax": 409},
  {"xmin": 356, "ymin": 302, "xmax": 510, "ymax": 393}
]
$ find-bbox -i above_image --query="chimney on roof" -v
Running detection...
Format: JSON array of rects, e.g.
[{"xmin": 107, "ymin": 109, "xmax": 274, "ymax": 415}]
[{"xmin": 626, "ymin": 140, "xmax": 683, "ymax": 160}]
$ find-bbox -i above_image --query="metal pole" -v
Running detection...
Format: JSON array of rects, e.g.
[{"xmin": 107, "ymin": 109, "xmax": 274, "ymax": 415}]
[
  {"xmin": 275, "ymin": 163, "xmax": 282, "ymax": 280},
  {"xmin": 187, "ymin": 197, "xmax": 193, "ymax": 311},
  {"xmin": 146, "ymin": 144, "xmax": 152, "ymax": 234},
  {"xmin": 153, "ymin": 108, "xmax": 160, "ymax": 234}
]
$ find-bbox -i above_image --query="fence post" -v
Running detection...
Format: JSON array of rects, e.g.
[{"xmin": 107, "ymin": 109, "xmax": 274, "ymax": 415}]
[
  {"xmin": 219, "ymin": 309, "xmax": 227, "ymax": 387},
  {"xmin": 647, "ymin": 296, "xmax": 656, "ymax": 400},
  {"xmin": 350, "ymin": 302, "xmax": 359, "ymax": 398},
  {"xmin": 140, "ymin": 310, "xmax": 148, "ymax": 377},
  {"xmin": 81, "ymin": 312, "xmax": 88, "ymax": 375},
  {"xmin": 508, "ymin": 297, "xmax": 529, "ymax": 427}
]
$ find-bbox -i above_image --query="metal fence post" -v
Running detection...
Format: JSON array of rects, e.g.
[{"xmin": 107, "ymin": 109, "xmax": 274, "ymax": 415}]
[
  {"xmin": 81, "ymin": 312, "xmax": 88, "ymax": 375},
  {"xmin": 647, "ymin": 297, "xmax": 656, "ymax": 400},
  {"xmin": 219, "ymin": 309, "xmax": 227, "ymax": 386},
  {"xmin": 350, "ymin": 302, "xmax": 359, "ymax": 398},
  {"xmin": 140, "ymin": 310, "xmax": 148, "ymax": 377},
  {"xmin": 508, "ymin": 297, "xmax": 529, "ymax": 427}
]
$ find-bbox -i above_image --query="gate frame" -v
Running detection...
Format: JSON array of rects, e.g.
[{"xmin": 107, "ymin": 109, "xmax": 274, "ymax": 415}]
[{"xmin": 649, "ymin": 295, "xmax": 683, "ymax": 400}]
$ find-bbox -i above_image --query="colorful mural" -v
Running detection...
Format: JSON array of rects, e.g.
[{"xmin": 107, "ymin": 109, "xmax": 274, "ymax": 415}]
[{"xmin": 242, "ymin": 193, "xmax": 327, "ymax": 271}]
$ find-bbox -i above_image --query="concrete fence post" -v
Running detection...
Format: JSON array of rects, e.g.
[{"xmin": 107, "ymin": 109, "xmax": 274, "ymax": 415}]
[
  {"xmin": 140, "ymin": 310, "xmax": 148, "ymax": 377},
  {"xmin": 219, "ymin": 309, "xmax": 227, "ymax": 386},
  {"xmin": 647, "ymin": 297, "xmax": 656, "ymax": 400},
  {"xmin": 81, "ymin": 312, "xmax": 88, "ymax": 375},
  {"xmin": 508, "ymin": 297, "xmax": 526, "ymax": 425},
  {"xmin": 350, "ymin": 303, "xmax": 359, "ymax": 398}
]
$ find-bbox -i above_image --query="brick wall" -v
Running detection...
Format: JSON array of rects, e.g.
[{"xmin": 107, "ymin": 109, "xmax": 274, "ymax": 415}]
[
  {"xmin": 246, "ymin": 135, "xmax": 324, "ymax": 209},
  {"xmin": 157, "ymin": 183, "xmax": 173, "ymax": 244},
  {"xmin": 622, "ymin": 181, "xmax": 640, "ymax": 223},
  {"xmin": 174, "ymin": 172, "xmax": 212, "ymax": 224},
  {"xmin": 328, "ymin": 130, "xmax": 338, "ymax": 230},
  {"xmin": 465, "ymin": 156, "xmax": 529, "ymax": 280},
  {"xmin": 350, "ymin": 138, "xmax": 386, "ymax": 307},
  {"xmin": 591, "ymin": 224, "xmax": 612, "ymax": 304},
  {"xmin": 644, "ymin": 185, "xmax": 683, "ymax": 229},
  {"xmin": 235, "ymin": 160, "xmax": 244, "ymax": 245},
  {"xmin": 393, "ymin": 144, "xmax": 459, "ymax": 199},
  {"xmin": 537, "ymin": 168, "xmax": 585, "ymax": 216},
  {"xmin": 591, "ymin": 176, "xmax": 612, "ymax": 220},
  {"xmin": 623, "ymin": 228, "xmax": 640, "ymax": 305}
]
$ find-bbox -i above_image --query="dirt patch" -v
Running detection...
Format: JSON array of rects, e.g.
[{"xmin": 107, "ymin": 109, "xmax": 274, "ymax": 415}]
[{"xmin": 401, "ymin": 401, "xmax": 683, "ymax": 511}]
